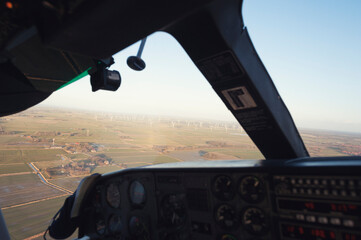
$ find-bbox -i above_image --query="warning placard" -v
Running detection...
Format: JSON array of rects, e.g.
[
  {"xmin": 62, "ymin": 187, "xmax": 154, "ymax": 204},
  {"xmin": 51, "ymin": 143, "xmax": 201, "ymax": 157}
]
[
  {"xmin": 197, "ymin": 52, "xmax": 244, "ymax": 83},
  {"xmin": 222, "ymin": 86, "xmax": 257, "ymax": 110}
]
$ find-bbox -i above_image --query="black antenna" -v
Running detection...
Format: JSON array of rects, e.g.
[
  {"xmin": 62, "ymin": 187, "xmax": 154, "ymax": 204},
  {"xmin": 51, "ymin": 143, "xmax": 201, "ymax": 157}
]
[{"xmin": 127, "ymin": 38, "xmax": 147, "ymax": 71}]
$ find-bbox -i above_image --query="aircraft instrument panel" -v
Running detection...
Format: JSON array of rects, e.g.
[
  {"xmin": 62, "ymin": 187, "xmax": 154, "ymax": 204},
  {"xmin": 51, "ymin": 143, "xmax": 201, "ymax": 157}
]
[{"xmin": 78, "ymin": 159, "xmax": 361, "ymax": 240}]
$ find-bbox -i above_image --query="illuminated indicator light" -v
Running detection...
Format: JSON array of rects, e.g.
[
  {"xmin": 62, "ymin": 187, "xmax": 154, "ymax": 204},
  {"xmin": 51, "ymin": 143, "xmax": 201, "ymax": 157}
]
[
  {"xmin": 330, "ymin": 203, "xmax": 354, "ymax": 212},
  {"xmin": 330, "ymin": 218, "xmax": 341, "ymax": 225},
  {"xmin": 305, "ymin": 202, "xmax": 315, "ymax": 210},
  {"xmin": 5, "ymin": 1, "xmax": 13, "ymax": 9},
  {"xmin": 306, "ymin": 215, "xmax": 316, "ymax": 222},
  {"xmin": 298, "ymin": 226, "xmax": 304, "ymax": 234},
  {"xmin": 318, "ymin": 217, "xmax": 328, "ymax": 224},
  {"xmin": 296, "ymin": 214, "xmax": 304, "ymax": 221},
  {"xmin": 329, "ymin": 231, "xmax": 336, "ymax": 239},
  {"xmin": 311, "ymin": 229, "xmax": 326, "ymax": 238},
  {"xmin": 343, "ymin": 219, "xmax": 354, "ymax": 227}
]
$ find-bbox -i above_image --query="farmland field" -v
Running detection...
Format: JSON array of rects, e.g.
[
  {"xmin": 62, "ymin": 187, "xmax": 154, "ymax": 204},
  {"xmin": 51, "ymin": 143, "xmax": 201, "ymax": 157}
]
[
  {"xmin": 0, "ymin": 174, "xmax": 65, "ymax": 208},
  {"xmin": 0, "ymin": 107, "xmax": 360, "ymax": 239},
  {"xmin": 0, "ymin": 163, "xmax": 31, "ymax": 174},
  {"xmin": 48, "ymin": 177, "xmax": 83, "ymax": 192},
  {"xmin": 2, "ymin": 196, "xmax": 67, "ymax": 240},
  {"xmin": 0, "ymin": 149, "xmax": 66, "ymax": 164}
]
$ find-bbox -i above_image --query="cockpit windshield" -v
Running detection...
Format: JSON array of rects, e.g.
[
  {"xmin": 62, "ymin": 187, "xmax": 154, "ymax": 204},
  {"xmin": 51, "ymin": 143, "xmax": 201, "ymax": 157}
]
[{"xmin": 0, "ymin": 1, "xmax": 361, "ymax": 239}]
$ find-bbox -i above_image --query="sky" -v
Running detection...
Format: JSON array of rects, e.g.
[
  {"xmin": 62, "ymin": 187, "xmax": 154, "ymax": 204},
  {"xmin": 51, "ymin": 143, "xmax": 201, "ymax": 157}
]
[{"xmin": 41, "ymin": 0, "xmax": 361, "ymax": 133}]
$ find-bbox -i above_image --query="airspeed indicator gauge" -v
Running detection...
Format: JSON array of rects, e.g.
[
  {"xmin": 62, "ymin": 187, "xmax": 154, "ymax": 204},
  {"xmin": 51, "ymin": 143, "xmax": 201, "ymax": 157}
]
[
  {"xmin": 239, "ymin": 176, "xmax": 265, "ymax": 203},
  {"xmin": 212, "ymin": 175, "xmax": 235, "ymax": 201}
]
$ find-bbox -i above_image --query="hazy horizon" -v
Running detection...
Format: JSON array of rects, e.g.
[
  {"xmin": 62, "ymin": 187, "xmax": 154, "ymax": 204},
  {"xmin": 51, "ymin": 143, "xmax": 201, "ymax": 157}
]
[{"xmin": 18, "ymin": 105, "xmax": 361, "ymax": 137}]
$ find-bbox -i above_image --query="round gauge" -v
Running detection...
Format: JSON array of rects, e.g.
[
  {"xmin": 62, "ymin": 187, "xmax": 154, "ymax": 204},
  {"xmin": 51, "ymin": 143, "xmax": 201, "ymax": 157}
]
[
  {"xmin": 129, "ymin": 216, "xmax": 148, "ymax": 237},
  {"xmin": 215, "ymin": 204, "xmax": 238, "ymax": 229},
  {"xmin": 220, "ymin": 234, "xmax": 237, "ymax": 240},
  {"xmin": 161, "ymin": 193, "xmax": 187, "ymax": 227},
  {"xmin": 239, "ymin": 176, "xmax": 265, "ymax": 203},
  {"xmin": 95, "ymin": 215, "xmax": 106, "ymax": 235},
  {"xmin": 108, "ymin": 215, "xmax": 123, "ymax": 234},
  {"xmin": 212, "ymin": 175, "xmax": 235, "ymax": 201},
  {"xmin": 129, "ymin": 180, "xmax": 146, "ymax": 205},
  {"xmin": 106, "ymin": 183, "xmax": 120, "ymax": 208},
  {"xmin": 242, "ymin": 207, "xmax": 268, "ymax": 235}
]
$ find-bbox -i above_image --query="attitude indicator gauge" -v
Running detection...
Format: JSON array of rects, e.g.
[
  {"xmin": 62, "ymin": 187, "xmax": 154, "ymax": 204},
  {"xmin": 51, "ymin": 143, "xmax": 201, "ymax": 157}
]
[{"xmin": 129, "ymin": 180, "xmax": 146, "ymax": 205}]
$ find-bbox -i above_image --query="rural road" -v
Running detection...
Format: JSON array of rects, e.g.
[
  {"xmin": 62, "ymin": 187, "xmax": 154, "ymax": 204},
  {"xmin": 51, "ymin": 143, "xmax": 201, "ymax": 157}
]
[{"xmin": 28, "ymin": 162, "xmax": 73, "ymax": 194}]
